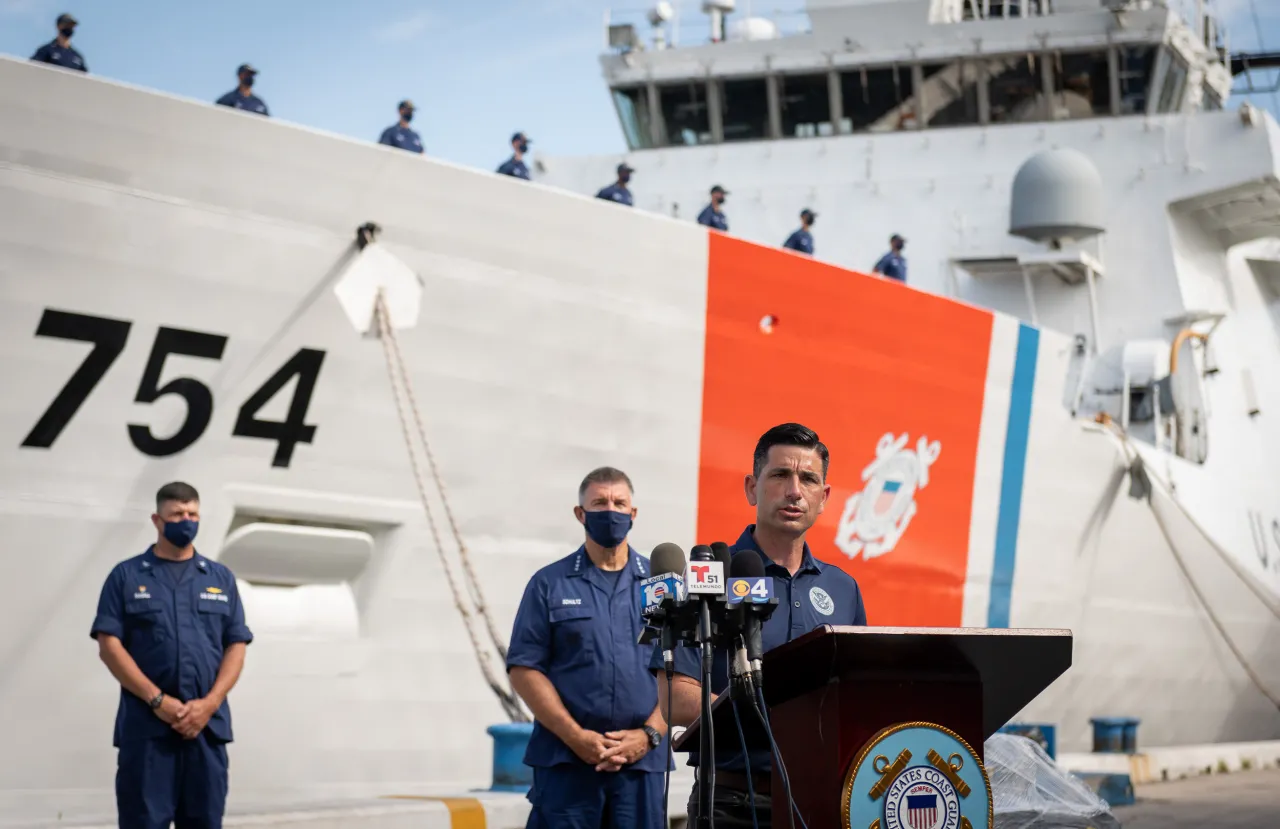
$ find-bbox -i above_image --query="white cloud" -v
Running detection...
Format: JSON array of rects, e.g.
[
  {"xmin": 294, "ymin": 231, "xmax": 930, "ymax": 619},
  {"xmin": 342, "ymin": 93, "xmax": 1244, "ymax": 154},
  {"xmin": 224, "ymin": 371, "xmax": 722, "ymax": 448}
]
[{"xmin": 374, "ymin": 11, "xmax": 435, "ymax": 43}]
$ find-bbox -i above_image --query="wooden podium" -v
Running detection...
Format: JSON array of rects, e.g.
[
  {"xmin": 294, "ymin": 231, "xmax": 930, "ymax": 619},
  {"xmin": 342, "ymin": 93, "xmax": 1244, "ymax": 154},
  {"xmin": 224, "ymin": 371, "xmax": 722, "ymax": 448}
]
[{"xmin": 674, "ymin": 625, "xmax": 1072, "ymax": 829}]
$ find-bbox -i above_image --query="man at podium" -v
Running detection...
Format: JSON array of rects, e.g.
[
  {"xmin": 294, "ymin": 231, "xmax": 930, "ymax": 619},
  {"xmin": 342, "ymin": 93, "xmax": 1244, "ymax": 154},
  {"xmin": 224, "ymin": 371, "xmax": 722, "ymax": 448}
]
[{"xmin": 651, "ymin": 423, "xmax": 868, "ymax": 827}]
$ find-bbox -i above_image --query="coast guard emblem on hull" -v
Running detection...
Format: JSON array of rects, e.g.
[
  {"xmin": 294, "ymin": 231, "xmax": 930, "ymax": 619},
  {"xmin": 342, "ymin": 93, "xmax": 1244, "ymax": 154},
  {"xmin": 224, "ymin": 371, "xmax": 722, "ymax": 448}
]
[
  {"xmin": 842, "ymin": 723, "xmax": 992, "ymax": 829},
  {"xmin": 835, "ymin": 433, "xmax": 941, "ymax": 561}
]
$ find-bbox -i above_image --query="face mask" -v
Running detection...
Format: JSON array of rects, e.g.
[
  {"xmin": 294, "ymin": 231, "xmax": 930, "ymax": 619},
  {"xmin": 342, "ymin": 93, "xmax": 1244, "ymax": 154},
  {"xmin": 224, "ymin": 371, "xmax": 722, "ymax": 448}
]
[
  {"xmin": 162, "ymin": 519, "xmax": 199, "ymax": 548},
  {"xmin": 583, "ymin": 510, "xmax": 632, "ymax": 548},
  {"xmin": 241, "ymin": 74, "xmax": 255, "ymax": 89},
  {"xmin": 59, "ymin": 27, "xmax": 74, "ymax": 38},
  {"xmin": 402, "ymin": 110, "xmax": 414, "ymax": 123},
  {"xmin": 516, "ymin": 140, "xmax": 528, "ymax": 153},
  {"xmin": 808, "ymin": 218, "xmax": 816, "ymax": 227},
  {"xmin": 619, "ymin": 172, "xmax": 631, "ymax": 184}
]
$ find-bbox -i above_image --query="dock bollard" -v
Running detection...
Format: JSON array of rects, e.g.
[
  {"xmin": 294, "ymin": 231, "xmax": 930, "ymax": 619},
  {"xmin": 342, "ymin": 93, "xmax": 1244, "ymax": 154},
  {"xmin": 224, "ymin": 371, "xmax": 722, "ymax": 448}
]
[
  {"xmin": 487, "ymin": 723, "xmax": 534, "ymax": 792},
  {"xmin": 1089, "ymin": 717, "xmax": 1140, "ymax": 754}
]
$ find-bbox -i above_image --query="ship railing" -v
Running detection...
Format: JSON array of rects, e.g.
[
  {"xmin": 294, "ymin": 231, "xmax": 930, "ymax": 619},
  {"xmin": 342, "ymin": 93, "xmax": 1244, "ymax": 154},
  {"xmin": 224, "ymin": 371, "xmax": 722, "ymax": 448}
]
[{"xmin": 603, "ymin": 3, "xmax": 810, "ymax": 53}]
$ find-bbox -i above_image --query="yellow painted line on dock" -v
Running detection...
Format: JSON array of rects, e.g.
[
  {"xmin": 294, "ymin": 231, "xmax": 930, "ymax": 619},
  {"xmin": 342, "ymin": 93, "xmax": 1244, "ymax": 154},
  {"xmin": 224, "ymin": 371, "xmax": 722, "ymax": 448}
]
[{"xmin": 382, "ymin": 795, "xmax": 487, "ymax": 828}]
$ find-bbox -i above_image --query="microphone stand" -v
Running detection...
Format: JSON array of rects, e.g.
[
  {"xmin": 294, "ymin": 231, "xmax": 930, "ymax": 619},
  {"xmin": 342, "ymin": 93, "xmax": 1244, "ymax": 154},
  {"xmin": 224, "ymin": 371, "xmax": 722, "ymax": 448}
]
[{"xmin": 697, "ymin": 596, "xmax": 716, "ymax": 829}]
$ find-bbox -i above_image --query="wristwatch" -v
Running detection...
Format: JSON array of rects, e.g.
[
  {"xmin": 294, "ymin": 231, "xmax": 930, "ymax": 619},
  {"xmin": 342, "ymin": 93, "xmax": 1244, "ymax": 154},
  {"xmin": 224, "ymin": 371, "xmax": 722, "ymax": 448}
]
[
  {"xmin": 642, "ymin": 725, "xmax": 662, "ymax": 749},
  {"xmin": 148, "ymin": 692, "xmax": 164, "ymax": 710}
]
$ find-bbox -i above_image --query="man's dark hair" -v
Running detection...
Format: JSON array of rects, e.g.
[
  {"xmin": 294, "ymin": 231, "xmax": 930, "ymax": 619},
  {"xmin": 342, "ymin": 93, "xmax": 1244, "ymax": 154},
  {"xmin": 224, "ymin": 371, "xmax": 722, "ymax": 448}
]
[
  {"xmin": 577, "ymin": 467, "xmax": 634, "ymax": 504},
  {"xmin": 752, "ymin": 423, "xmax": 830, "ymax": 480},
  {"xmin": 156, "ymin": 481, "xmax": 200, "ymax": 510}
]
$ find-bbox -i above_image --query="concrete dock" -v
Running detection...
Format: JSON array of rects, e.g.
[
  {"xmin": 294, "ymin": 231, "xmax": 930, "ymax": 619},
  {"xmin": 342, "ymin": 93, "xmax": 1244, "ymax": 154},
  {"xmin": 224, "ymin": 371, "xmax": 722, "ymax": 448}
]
[{"xmin": 1112, "ymin": 768, "xmax": 1280, "ymax": 828}]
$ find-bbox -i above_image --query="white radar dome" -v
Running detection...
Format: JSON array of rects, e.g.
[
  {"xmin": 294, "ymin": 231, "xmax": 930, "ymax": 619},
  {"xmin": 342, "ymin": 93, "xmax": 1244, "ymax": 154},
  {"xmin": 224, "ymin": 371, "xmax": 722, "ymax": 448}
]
[
  {"xmin": 1009, "ymin": 148, "xmax": 1106, "ymax": 244},
  {"xmin": 727, "ymin": 17, "xmax": 780, "ymax": 41}
]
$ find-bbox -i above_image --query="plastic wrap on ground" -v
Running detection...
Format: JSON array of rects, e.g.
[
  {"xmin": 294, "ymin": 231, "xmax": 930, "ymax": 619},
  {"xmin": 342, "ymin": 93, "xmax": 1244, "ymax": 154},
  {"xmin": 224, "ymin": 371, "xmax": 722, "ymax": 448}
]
[{"xmin": 988, "ymin": 733, "xmax": 1120, "ymax": 829}]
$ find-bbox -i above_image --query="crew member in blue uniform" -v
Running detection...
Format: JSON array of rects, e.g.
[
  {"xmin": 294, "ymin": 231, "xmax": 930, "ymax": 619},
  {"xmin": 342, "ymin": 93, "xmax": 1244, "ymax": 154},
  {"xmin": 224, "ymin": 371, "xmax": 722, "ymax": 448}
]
[
  {"xmin": 91, "ymin": 482, "xmax": 252, "ymax": 829},
  {"xmin": 595, "ymin": 163, "xmax": 635, "ymax": 206},
  {"xmin": 31, "ymin": 12, "xmax": 87, "ymax": 73},
  {"xmin": 873, "ymin": 233, "xmax": 908, "ymax": 282},
  {"xmin": 507, "ymin": 467, "xmax": 669, "ymax": 829},
  {"xmin": 378, "ymin": 100, "xmax": 424, "ymax": 154},
  {"xmin": 215, "ymin": 64, "xmax": 269, "ymax": 116},
  {"xmin": 497, "ymin": 132, "xmax": 532, "ymax": 179},
  {"xmin": 782, "ymin": 209, "xmax": 816, "ymax": 255},
  {"xmin": 696, "ymin": 185, "xmax": 729, "ymax": 232},
  {"xmin": 653, "ymin": 423, "xmax": 867, "ymax": 827}
]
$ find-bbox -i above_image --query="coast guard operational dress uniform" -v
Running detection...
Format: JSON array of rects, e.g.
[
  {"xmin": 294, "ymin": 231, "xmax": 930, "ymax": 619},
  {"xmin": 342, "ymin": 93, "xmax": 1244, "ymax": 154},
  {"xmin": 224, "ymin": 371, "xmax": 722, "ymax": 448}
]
[
  {"xmin": 507, "ymin": 545, "xmax": 668, "ymax": 828},
  {"xmin": 91, "ymin": 547, "xmax": 252, "ymax": 828}
]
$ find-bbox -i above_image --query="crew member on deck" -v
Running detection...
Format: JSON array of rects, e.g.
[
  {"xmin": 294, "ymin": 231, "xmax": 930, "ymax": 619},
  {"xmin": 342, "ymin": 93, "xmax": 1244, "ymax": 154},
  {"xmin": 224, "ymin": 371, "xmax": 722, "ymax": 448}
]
[
  {"xmin": 378, "ymin": 100, "xmax": 424, "ymax": 154},
  {"xmin": 697, "ymin": 185, "xmax": 729, "ymax": 232},
  {"xmin": 595, "ymin": 163, "xmax": 635, "ymax": 206},
  {"xmin": 782, "ymin": 209, "xmax": 816, "ymax": 255},
  {"xmin": 653, "ymin": 423, "xmax": 868, "ymax": 828},
  {"xmin": 30, "ymin": 12, "xmax": 87, "ymax": 73},
  {"xmin": 91, "ymin": 482, "xmax": 252, "ymax": 829},
  {"xmin": 215, "ymin": 64, "xmax": 269, "ymax": 116},
  {"xmin": 507, "ymin": 467, "xmax": 669, "ymax": 829},
  {"xmin": 497, "ymin": 132, "xmax": 532, "ymax": 179},
  {"xmin": 873, "ymin": 233, "xmax": 908, "ymax": 282}
]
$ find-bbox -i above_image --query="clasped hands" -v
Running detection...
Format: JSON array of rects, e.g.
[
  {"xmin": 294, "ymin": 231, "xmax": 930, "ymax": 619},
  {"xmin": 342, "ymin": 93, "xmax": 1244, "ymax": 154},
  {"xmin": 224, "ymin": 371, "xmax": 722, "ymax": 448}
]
[
  {"xmin": 570, "ymin": 728, "xmax": 655, "ymax": 772},
  {"xmin": 152, "ymin": 694, "xmax": 219, "ymax": 740}
]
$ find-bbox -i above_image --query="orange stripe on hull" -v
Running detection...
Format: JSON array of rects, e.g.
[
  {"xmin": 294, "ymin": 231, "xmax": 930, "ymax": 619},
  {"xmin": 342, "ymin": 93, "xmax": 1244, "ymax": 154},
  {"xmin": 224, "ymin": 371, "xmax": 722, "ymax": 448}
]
[{"xmin": 697, "ymin": 234, "xmax": 993, "ymax": 626}]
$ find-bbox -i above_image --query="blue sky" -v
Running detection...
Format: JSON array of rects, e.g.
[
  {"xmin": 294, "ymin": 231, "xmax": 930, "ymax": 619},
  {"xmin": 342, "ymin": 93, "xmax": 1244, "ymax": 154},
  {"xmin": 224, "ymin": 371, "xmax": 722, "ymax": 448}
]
[{"xmin": 1, "ymin": 0, "xmax": 1278, "ymax": 172}]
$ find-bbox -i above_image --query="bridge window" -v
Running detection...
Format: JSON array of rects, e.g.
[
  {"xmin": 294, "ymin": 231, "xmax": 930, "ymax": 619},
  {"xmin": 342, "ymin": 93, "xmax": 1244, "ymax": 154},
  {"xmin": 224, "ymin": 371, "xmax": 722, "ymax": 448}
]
[
  {"xmin": 1203, "ymin": 85, "xmax": 1223, "ymax": 111},
  {"xmin": 1117, "ymin": 46, "xmax": 1156, "ymax": 114},
  {"xmin": 1157, "ymin": 54, "xmax": 1189, "ymax": 113},
  {"xmin": 613, "ymin": 87, "xmax": 655, "ymax": 150},
  {"xmin": 658, "ymin": 81, "xmax": 713, "ymax": 146},
  {"xmin": 923, "ymin": 61, "xmax": 982, "ymax": 128},
  {"xmin": 779, "ymin": 73, "xmax": 833, "ymax": 138},
  {"xmin": 720, "ymin": 77, "xmax": 770, "ymax": 142},
  {"xmin": 988, "ymin": 56, "xmax": 1043, "ymax": 123},
  {"xmin": 839, "ymin": 66, "xmax": 915, "ymax": 133},
  {"xmin": 1048, "ymin": 52, "xmax": 1111, "ymax": 119}
]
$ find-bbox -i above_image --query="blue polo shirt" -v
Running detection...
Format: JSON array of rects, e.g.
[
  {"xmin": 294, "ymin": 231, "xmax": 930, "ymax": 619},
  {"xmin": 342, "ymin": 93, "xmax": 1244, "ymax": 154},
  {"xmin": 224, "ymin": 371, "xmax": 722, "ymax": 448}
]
[
  {"xmin": 31, "ymin": 39, "xmax": 86, "ymax": 72},
  {"xmin": 90, "ymin": 547, "xmax": 253, "ymax": 747},
  {"xmin": 380, "ymin": 124, "xmax": 424, "ymax": 154},
  {"xmin": 497, "ymin": 156, "xmax": 530, "ymax": 180},
  {"xmin": 595, "ymin": 183, "xmax": 633, "ymax": 206},
  {"xmin": 650, "ymin": 525, "xmax": 867, "ymax": 773},
  {"xmin": 215, "ymin": 89, "xmax": 269, "ymax": 116},
  {"xmin": 507, "ymin": 545, "xmax": 669, "ymax": 772},
  {"xmin": 783, "ymin": 229, "xmax": 814, "ymax": 255},
  {"xmin": 697, "ymin": 204, "xmax": 729, "ymax": 232},
  {"xmin": 874, "ymin": 251, "xmax": 907, "ymax": 281}
]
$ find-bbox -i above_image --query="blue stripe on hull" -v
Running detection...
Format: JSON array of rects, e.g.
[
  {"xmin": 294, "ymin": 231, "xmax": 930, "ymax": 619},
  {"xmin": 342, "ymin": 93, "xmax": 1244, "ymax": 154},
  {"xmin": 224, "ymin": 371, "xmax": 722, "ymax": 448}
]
[{"xmin": 988, "ymin": 323, "xmax": 1040, "ymax": 628}]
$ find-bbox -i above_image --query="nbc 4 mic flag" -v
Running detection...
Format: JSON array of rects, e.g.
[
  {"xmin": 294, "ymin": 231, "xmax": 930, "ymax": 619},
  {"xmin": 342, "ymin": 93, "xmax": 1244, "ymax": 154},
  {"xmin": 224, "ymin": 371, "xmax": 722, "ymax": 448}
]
[{"xmin": 639, "ymin": 573, "xmax": 683, "ymax": 617}]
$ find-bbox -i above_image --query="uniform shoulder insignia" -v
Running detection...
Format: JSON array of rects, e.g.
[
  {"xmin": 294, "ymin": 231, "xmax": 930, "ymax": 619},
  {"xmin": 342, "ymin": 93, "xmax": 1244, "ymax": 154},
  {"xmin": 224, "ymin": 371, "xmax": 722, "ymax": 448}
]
[{"xmin": 842, "ymin": 722, "xmax": 992, "ymax": 829}]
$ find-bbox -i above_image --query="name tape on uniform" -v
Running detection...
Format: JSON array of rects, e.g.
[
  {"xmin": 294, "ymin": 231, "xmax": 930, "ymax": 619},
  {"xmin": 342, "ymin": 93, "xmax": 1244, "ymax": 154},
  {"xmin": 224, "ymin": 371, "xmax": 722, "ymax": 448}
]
[{"xmin": 683, "ymin": 561, "xmax": 725, "ymax": 595}]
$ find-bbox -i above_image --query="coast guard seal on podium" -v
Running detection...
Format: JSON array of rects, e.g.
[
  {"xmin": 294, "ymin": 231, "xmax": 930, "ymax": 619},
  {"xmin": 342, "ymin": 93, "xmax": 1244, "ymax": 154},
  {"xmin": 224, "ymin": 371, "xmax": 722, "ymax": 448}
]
[{"xmin": 843, "ymin": 722, "xmax": 993, "ymax": 829}]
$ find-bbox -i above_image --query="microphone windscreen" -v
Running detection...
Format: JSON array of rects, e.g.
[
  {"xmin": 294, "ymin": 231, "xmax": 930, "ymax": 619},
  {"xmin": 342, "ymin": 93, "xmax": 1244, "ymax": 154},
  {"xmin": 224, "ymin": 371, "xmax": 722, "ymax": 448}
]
[
  {"xmin": 711, "ymin": 541, "xmax": 733, "ymax": 570},
  {"xmin": 650, "ymin": 542, "xmax": 687, "ymax": 575},
  {"xmin": 690, "ymin": 544, "xmax": 714, "ymax": 562},
  {"xmin": 729, "ymin": 548, "xmax": 767, "ymax": 578}
]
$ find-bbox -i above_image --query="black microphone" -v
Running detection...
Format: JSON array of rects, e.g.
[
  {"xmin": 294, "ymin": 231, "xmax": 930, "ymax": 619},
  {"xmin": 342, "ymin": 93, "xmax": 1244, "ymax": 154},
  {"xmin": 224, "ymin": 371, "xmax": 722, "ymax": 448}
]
[
  {"xmin": 647, "ymin": 542, "xmax": 687, "ymax": 676},
  {"xmin": 729, "ymin": 549, "xmax": 770, "ymax": 687}
]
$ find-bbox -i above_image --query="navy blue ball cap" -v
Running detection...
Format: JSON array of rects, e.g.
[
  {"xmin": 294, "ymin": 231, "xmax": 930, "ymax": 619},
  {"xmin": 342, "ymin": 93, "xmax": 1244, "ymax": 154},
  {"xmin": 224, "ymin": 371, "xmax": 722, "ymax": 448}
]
[
  {"xmin": 237, "ymin": 63, "xmax": 258, "ymax": 76},
  {"xmin": 511, "ymin": 131, "xmax": 531, "ymax": 144},
  {"xmin": 617, "ymin": 162, "xmax": 635, "ymax": 174},
  {"xmin": 57, "ymin": 12, "xmax": 77, "ymax": 26}
]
